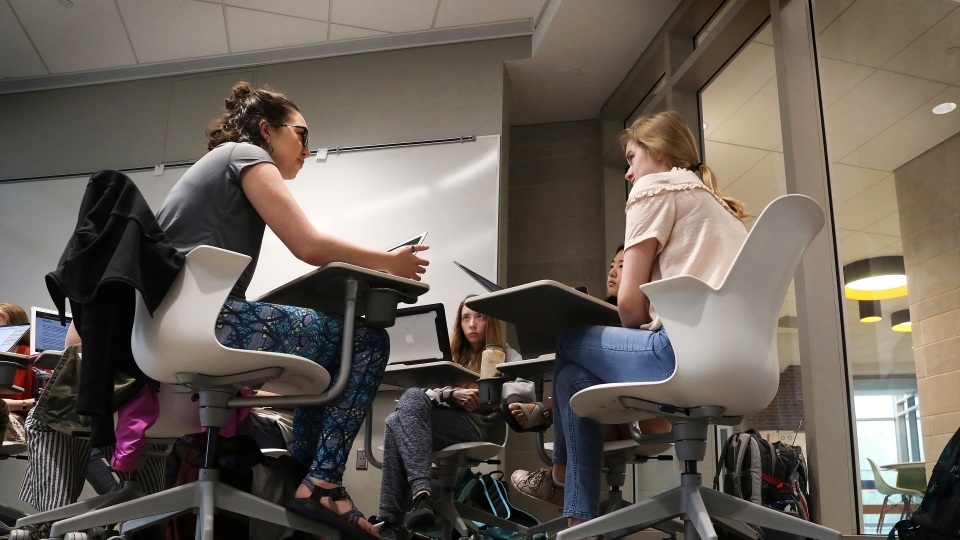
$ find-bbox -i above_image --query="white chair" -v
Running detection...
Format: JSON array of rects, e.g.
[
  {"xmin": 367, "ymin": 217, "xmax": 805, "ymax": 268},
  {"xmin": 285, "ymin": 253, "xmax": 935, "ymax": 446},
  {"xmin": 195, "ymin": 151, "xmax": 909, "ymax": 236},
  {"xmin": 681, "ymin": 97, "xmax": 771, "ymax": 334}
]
[
  {"xmin": 45, "ymin": 246, "xmax": 421, "ymax": 540},
  {"xmin": 555, "ymin": 195, "xmax": 840, "ymax": 540},
  {"xmin": 867, "ymin": 458, "xmax": 922, "ymax": 533}
]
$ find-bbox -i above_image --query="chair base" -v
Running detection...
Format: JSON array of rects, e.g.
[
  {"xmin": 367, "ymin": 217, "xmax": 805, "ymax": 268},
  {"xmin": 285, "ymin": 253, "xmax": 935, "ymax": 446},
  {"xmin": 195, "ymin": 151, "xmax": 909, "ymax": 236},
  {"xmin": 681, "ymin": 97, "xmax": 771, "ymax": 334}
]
[
  {"xmin": 16, "ymin": 481, "xmax": 144, "ymax": 529},
  {"xmin": 46, "ymin": 470, "xmax": 339, "ymax": 540},
  {"xmin": 555, "ymin": 476, "xmax": 840, "ymax": 540}
]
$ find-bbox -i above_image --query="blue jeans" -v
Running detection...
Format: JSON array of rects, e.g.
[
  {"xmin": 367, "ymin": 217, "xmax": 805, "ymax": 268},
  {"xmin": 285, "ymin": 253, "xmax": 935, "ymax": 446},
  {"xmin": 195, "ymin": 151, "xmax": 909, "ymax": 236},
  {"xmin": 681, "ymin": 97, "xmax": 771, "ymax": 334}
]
[{"xmin": 551, "ymin": 325, "xmax": 675, "ymax": 520}]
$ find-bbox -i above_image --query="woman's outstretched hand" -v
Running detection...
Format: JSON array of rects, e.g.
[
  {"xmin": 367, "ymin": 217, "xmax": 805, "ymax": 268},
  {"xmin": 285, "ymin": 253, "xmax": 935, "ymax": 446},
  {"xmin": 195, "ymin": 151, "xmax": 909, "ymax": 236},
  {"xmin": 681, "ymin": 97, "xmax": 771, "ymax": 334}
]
[{"xmin": 387, "ymin": 244, "xmax": 430, "ymax": 281}]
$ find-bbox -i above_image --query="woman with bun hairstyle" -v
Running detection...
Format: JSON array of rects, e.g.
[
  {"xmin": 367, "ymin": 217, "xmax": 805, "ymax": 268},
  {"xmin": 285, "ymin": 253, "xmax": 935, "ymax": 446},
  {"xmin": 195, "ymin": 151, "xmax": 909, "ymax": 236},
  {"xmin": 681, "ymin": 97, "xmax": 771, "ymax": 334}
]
[
  {"xmin": 156, "ymin": 81, "xmax": 429, "ymax": 539},
  {"xmin": 375, "ymin": 296, "xmax": 520, "ymax": 540},
  {"xmin": 509, "ymin": 111, "xmax": 748, "ymax": 530}
]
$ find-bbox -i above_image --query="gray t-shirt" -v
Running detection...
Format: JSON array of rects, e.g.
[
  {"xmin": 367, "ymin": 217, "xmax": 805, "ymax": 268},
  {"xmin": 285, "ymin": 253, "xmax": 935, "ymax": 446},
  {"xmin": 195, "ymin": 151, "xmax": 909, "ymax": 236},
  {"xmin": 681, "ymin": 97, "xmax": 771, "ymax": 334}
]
[{"xmin": 157, "ymin": 142, "xmax": 275, "ymax": 300}]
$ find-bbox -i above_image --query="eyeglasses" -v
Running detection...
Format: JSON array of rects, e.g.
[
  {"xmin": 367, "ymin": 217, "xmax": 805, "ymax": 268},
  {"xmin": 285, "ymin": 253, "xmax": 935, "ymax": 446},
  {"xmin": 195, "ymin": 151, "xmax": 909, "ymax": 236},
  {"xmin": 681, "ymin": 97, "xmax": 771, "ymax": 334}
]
[{"xmin": 275, "ymin": 123, "xmax": 309, "ymax": 148}]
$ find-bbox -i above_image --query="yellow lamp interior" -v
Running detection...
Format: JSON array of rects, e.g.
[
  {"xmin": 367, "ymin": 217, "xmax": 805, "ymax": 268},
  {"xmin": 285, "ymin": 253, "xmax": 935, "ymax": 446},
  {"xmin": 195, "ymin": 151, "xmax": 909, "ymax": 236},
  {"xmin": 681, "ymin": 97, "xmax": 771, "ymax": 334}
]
[
  {"xmin": 860, "ymin": 315, "xmax": 882, "ymax": 323},
  {"xmin": 845, "ymin": 274, "xmax": 908, "ymax": 300},
  {"xmin": 892, "ymin": 321, "xmax": 912, "ymax": 332}
]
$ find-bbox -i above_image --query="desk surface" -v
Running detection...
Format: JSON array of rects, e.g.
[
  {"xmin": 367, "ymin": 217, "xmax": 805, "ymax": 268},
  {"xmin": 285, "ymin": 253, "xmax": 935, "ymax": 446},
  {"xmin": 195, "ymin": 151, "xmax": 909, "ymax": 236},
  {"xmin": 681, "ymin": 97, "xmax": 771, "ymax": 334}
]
[
  {"xmin": 381, "ymin": 361, "xmax": 478, "ymax": 390},
  {"xmin": 255, "ymin": 262, "xmax": 429, "ymax": 314},
  {"xmin": 496, "ymin": 355, "xmax": 556, "ymax": 381},
  {"xmin": 466, "ymin": 280, "xmax": 619, "ymax": 358},
  {"xmin": 881, "ymin": 461, "xmax": 926, "ymax": 470}
]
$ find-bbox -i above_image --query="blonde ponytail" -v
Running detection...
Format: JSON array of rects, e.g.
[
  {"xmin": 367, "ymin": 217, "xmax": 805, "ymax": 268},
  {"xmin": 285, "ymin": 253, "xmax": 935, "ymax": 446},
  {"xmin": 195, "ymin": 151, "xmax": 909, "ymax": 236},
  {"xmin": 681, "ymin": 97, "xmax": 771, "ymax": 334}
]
[{"xmin": 621, "ymin": 111, "xmax": 748, "ymax": 222}]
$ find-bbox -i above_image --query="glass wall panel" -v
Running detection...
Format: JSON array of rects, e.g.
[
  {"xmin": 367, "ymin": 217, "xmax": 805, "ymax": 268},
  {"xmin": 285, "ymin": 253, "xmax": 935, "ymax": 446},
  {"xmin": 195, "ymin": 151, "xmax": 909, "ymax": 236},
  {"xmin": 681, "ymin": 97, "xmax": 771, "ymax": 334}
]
[
  {"xmin": 700, "ymin": 22, "xmax": 807, "ymax": 452},
  {"xmin": 812, "ymin": 0, "xmax": 960, "ymax": 533}
]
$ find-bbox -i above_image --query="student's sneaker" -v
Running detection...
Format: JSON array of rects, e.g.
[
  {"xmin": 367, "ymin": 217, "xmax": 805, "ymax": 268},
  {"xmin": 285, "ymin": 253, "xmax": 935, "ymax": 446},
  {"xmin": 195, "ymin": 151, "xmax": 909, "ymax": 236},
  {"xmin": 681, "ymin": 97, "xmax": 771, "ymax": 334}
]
[
  {"xmin": 378, "ymin": 521, "xmax": 409, "ymax": 540},
  {"xmin": 403, "ymin": 491, "xmax": 436, "ymax": 530},
  {"xmin": 511, "ymin": 468, "xmax": 565, "ymax": 507}
]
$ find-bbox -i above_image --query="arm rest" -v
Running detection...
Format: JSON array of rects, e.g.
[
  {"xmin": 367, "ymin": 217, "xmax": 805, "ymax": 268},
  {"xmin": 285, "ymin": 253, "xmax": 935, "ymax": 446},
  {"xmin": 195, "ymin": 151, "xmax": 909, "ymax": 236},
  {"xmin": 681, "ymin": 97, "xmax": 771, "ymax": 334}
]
[{"xmin": 0, "ymin": 360, "xmax": 25, "ymax": 393}]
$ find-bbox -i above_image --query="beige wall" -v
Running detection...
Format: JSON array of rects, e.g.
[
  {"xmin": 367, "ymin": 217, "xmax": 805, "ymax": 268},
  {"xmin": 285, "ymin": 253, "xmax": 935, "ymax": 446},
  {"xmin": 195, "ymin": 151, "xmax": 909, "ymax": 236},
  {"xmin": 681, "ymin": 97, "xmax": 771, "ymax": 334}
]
[
  {"xmin": 895, "ymin": 130, "xmax": 960, "ymax": 469},
  {"xmin": 506, "ymin": 120, "xmax": 608, "ymax": 297}
]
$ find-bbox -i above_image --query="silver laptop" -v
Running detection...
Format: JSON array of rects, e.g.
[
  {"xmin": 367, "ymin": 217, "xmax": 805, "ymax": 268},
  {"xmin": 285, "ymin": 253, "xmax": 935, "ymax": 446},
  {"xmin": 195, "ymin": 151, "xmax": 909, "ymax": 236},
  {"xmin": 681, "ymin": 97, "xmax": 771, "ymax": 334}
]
[
  {"xmin": 385, "ymin": 303, "xmax": 451, "ymax": 365},
  {"xmin": 0, "ymin": 324, "xmax": 30, "ymax": 353}
]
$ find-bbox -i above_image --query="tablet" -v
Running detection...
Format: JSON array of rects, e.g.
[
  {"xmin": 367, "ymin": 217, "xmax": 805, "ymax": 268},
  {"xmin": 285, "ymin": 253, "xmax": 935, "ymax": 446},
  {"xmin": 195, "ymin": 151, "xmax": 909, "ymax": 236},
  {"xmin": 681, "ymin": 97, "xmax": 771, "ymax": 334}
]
[
  {"xmin": 0, "ymin": 324, "xmax": 30, "ymax": 353},
  {"xmin": 30, "ymin": 307, "xmax": 72, "ymax": 354},
  {"xmin": 384, "ymin": 231, "xmax": 428, "ymax": 252}
]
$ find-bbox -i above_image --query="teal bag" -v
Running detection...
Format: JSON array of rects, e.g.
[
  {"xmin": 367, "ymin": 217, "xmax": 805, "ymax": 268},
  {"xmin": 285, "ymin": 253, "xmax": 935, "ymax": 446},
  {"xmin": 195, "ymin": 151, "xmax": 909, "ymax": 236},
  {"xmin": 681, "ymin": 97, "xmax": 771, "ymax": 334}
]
[{"xmin": 424, "ymin": 468, "xmax": 547, "ymax": 540}]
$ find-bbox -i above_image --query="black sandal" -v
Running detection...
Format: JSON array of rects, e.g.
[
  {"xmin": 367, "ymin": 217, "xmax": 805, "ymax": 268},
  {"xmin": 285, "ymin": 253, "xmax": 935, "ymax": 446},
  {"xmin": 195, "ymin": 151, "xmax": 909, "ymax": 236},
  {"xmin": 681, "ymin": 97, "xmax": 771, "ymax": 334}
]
[
  {"xmin": 501, "ymin": 401, "xmax": 552, "ymax": 433},
  {"xmin": 285, "ymin": 480, "xmax": 379, "ymax": 540}
]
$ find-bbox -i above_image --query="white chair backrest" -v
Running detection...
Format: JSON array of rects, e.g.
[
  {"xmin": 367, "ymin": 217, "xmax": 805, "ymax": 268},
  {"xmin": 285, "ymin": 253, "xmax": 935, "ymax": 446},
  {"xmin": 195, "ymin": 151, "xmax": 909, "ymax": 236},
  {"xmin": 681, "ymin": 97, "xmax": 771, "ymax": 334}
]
[
  {"xmin": 866, "ymin": 457, "xmax": 897, "ymax": 496},
  {"xmin": 638, "ymin": 195, "xmax": 824, "ymax": 415},
  {"xmin": 131, "ymin": 246, "xmax": 330, "ymax": 395}
]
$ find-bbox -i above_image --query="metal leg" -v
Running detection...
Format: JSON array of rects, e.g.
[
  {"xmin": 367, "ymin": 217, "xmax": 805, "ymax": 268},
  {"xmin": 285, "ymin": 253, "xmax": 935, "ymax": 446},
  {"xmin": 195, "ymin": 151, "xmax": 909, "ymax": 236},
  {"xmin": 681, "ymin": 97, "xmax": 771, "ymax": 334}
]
[
  {"xmin": 120, "ymin": 510, "xmax": 192, "ymax": 536},
  {"xmin": 698, "ymin": 487, "xmax": 840, "ymax": 540},
  {"xmin": 50, "ymin": 482, "xmax": 201, "ymax": 537},
  {"xmin": 557, "ymin": 486, "xmax": 683, "ymax": 540},
  {"xmin": 17, "ymin": 485, "xmax": 143, "ymax": 528}
]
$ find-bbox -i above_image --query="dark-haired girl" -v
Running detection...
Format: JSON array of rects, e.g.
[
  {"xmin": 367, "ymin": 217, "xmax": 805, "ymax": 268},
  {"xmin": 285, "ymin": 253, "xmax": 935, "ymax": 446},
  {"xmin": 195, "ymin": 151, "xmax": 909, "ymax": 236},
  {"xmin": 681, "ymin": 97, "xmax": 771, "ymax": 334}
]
[{"xmin": 157, "ymin": 82, "xmax": 429, "ymax": 539}]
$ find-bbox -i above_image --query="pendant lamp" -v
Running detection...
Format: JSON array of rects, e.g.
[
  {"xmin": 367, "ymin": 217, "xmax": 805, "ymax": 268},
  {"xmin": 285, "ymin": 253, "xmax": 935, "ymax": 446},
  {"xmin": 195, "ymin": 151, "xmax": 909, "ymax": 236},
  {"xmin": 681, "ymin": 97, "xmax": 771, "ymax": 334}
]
[
  {"xmin": 843, "ymin": 256, "xmax": 907, "ymax": 300},
  {"xmin": 891, "ymin": 309, "xmax": 912, "ymax": 332},
  {"xmin": 858, "ymin": 300, "xmax": 882, "ymax": 323}
]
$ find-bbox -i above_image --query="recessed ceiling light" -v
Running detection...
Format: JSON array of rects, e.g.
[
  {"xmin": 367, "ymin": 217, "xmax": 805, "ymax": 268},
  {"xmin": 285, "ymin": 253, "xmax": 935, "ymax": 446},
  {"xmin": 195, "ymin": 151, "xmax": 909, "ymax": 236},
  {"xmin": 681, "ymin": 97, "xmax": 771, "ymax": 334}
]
[
  {"xmin": 569, "ymin": 69, "xmax": 582, "ymax": 76},
  {"xmin": 933, "ymin": 102, "xmax": 957, "ymax": 115},
  {"xmin": 58, "ymin": 0, "xmax": 73, "ymax": 6},
  {"xmin": 702, "ymin": 122, "xmax": 708, "ymax": 130},
  {"xmin": 947, "ymin": 47, "xmax": 960, "ymax": 55}
]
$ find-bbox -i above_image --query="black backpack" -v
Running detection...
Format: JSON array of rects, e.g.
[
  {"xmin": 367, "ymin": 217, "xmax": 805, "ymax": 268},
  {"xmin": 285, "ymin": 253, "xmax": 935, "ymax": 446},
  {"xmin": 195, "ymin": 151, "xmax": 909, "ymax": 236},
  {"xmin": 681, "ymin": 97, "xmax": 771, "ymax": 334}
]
[
  {"xmin": 889, "ymin": 425, "xmax": 960, "ymax": 540},
  {"xmin": 714, "ymin": 429, "xmax": 810, "ymax": 520}
]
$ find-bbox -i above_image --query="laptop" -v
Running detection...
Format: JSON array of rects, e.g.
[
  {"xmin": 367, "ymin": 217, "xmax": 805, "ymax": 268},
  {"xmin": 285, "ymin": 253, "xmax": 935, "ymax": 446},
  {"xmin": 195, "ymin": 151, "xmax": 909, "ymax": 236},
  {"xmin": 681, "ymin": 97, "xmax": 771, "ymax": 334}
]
[
  {"xmin": 384, "ymin": 231, "xmax": 428, "ymax": 252},
  {"xmin": 385, "ymin": 303, "xmax": 452, "ymax": 365},
  {"xmin": 0, "ymin": 324, "xmax": 30, "ymax": 353},
  {"xmin": 453, "ymin": 261, "xmax": 501, "ymax": 292},
  {"xmin": 30, "ymin": 307, "xmax": 72, "ymax": 354}
]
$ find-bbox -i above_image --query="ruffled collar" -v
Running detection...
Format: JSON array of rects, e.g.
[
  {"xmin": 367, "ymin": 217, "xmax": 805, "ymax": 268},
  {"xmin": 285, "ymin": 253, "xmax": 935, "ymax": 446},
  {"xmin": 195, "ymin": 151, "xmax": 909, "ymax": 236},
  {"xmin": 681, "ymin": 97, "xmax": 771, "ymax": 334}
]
[{"xmin": 626, "ymin": 168, "xmax": 739, "ymax": 218}]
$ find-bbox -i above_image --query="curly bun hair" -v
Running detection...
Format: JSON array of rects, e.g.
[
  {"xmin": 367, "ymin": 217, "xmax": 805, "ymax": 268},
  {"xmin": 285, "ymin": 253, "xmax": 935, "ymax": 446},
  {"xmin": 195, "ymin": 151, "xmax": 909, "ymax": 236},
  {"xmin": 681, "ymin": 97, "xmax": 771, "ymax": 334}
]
[{"xmin": 205, "ymin": 81, "xmax": 300, "ymax": 151}]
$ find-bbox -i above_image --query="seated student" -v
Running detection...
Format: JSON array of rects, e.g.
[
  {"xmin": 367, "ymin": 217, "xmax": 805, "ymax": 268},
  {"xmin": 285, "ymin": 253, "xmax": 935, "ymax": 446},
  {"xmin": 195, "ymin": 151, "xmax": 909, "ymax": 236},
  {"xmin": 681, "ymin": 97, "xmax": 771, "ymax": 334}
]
[
  {"xmin": 510, "ymin": 111, "xmax": 748, "ymax": 529},
  {"xmin": 156, "ymin": 81, "xmax": 428, "ymax": 540},
  {"xmin": 376, "ymin": 296, "xmax": 519, "ymax": 540},
  {"xmin": 605, "ymin": 246, "xmax": 624, "ymax": 305},
  {"xmin": 1, "ymin": 302, "xmax": 39, "ymax": 443}
]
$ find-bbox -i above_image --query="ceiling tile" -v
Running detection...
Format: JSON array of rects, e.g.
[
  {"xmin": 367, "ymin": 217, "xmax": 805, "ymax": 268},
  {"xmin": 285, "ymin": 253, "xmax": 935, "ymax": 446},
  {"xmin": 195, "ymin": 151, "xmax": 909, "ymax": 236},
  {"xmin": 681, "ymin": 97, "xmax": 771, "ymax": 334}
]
[
  {"xmin": 0, "ymin": 0, "xmax": 46, "ymax": 78},
  {"xmin": 701, "ymin": 41, "xmax": 776, "ymax": 140},
  {"xmin": 824, "ymin": 69, "xmax": 946, "ymax": 159},
  {"xmin": 812, "ymin": 0, "xmax": 855, "ymax": 33},
  {"xmin": 829, "ymin": 163, "xmax": 889, "ymax": 205},
  {"xmin": 118, "ymin": 0, "xmax": 228, "ymax": 64},
  {"xmin": 815, "ymin": 0, "xmax": 954, "ymax": 68},
  {"xmin": 330, "ymin": 0, "xmax": 437, "ymax": 33},
  {"xmin": 753, "ymin": 24, "xmax": 773, "ymax": 46},
  {"xmin": 8, "ymin": 0, "xmax": 135, "ymax": 73},
  {"xmin": 883, "ymin": 6, "xmax": 960, "ymax": 84},
  {"xmin": 707, "ymin": 78, "xmax": 783, "ymax": 151},
  {"xmin": 434, "ymin": 0, "xmax": 544, "ymax": 28},
  {"xmin": 225, "ymin": 0, "xmax": 329, "ymax": 21},
  {"xmin": 838, "ymin": 230, "xmax": 901, "ymax": 265},
  {"xmin": 837, "ymin": 228, "xmax": 857, "ymax": 240},
  {"xmin": 862, "ymin": 210, "xmax": 902, "ymax": 238},
  {"xmin": 817, "ymin": 57, "xmax": 874, "ymax": 109},
  {"xmin": 329, "ymin": 23, "xmax": 386, "ymax": 41},
  {"xmin": 835, "ymin": 175, "xmax": 899, "ymax": 230},
  {"xmin": 840, "ymin": 85, "xmax": 960, "ymax": 171},
  {"xmin": 723, "ymin": 151, "xmax": 787, "ymax": 220},
  {"xmin": 227, "ymin": 6, "xmax": 327, "ymax": 52},
  {"xmin": 703, "ymin": 140, "xmax": 769, "ymax": 191}
]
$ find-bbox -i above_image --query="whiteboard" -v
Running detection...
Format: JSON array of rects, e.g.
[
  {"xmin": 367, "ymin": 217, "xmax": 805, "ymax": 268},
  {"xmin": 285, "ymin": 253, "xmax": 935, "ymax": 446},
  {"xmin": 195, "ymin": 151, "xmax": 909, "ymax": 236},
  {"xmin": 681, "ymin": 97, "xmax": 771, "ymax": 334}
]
[{"xmin": 0, "ymin": 136, "xmax": 500, "ymax": 334}]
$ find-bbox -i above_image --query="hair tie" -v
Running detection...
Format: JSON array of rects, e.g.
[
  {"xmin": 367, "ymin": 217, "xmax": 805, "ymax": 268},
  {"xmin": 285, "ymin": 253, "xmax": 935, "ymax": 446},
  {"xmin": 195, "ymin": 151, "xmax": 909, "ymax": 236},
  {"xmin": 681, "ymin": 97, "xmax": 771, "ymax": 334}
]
[{"xmin": 690, "ymin": 162, "xmax": 702, "ymax": 171}]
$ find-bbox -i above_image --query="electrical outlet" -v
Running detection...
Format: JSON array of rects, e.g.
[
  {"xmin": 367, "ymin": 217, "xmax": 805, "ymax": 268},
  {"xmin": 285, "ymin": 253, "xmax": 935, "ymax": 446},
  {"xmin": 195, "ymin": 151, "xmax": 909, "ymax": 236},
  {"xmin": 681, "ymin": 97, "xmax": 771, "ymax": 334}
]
[{"xmin": 356, "ymin": 449, "xmax": 367, "ymax": 470}]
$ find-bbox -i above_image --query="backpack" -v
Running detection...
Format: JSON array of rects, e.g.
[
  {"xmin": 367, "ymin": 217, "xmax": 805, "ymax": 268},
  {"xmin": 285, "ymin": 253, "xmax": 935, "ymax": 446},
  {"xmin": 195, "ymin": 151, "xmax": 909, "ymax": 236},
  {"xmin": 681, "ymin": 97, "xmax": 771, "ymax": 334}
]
[
  {"xmin": 888, "ymin": 425, "xmax": 960, "ymax": 540},
  {"xmin": 421, "ymin": 469, "xmax": 545, "ymax": 540},
  {"xmin": 715, "ymin": 429, "xmax": 810, "ymax": 520}
]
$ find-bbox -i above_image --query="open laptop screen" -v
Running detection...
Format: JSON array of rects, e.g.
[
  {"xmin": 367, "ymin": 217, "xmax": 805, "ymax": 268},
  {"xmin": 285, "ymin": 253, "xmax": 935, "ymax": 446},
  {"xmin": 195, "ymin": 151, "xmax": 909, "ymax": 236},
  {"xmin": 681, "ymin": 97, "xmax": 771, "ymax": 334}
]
[
  {"xmin": 30, "ymin": 307, "xmax": 72, "ymax": 354},
  {"xmin": 385, "ymin": 303, "xmax": 451, "ymax": 365},
  {"xmin": 0, "ymin": 324, "xmax": 30, "ymax": 353}
]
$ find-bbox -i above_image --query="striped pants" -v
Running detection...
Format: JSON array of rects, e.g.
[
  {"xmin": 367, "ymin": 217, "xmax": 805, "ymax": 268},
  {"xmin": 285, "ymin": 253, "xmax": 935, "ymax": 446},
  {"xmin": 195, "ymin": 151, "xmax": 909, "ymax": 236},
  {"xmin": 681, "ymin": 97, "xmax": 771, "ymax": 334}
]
[{"xmin": 18, "ymin": 411, "xmax": 165, "ymax": 513}]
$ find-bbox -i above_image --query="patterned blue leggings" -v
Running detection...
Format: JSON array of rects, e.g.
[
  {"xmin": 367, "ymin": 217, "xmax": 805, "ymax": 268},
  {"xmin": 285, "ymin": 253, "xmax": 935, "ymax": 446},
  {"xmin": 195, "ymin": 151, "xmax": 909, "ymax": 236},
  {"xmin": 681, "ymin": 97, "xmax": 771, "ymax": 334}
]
[{"xmin": 215, "ymin": 300, "xmax": 390, "ymax": 484}]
